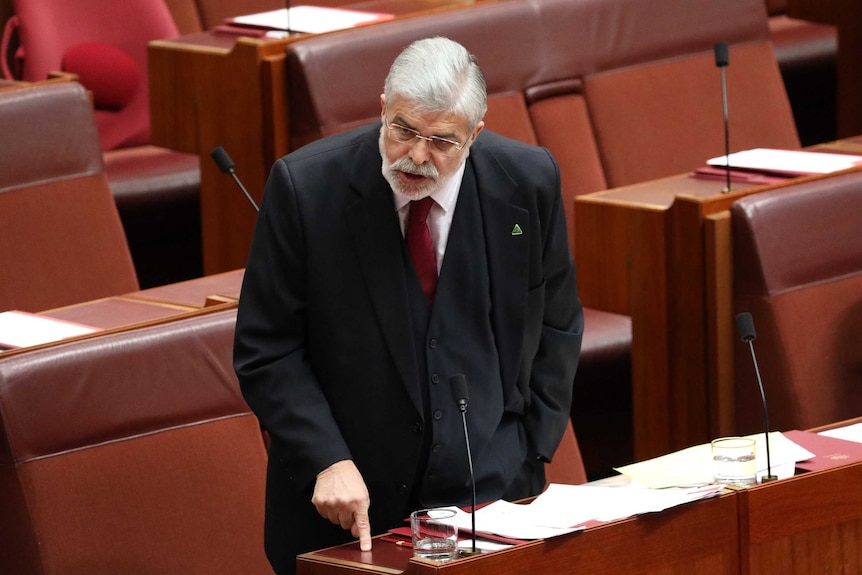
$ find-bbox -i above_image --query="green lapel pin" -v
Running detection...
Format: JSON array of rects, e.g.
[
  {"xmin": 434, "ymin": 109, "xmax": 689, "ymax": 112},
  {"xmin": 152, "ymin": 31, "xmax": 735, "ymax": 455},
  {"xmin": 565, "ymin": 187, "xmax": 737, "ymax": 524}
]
[{"xmin": 511, "ymin": 224, "xmax": 523, "ymax": 236}]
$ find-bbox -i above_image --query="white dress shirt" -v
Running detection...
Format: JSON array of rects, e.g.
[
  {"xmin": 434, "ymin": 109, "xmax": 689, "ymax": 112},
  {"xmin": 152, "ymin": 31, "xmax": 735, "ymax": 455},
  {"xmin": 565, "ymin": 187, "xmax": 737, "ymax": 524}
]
[{"xmin": 393, "ymin": 161, "xmax": 467, "ymax": 274}]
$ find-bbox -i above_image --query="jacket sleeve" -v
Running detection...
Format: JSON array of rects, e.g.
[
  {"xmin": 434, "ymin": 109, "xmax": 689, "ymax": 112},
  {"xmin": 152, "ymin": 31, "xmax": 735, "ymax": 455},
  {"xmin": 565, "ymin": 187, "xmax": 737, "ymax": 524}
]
[
  {"xmin": 233, "ymin": 158, "xmax": 353, "ymax": 490},
  {"xmin": 524, "ymin": 148, "xmax": 584, "ymax": 462}
]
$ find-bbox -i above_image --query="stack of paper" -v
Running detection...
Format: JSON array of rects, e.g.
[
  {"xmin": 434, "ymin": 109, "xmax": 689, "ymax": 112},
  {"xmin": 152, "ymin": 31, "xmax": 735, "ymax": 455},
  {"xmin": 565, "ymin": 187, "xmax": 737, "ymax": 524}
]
[
  {"xmin": 439, "ymin": 481, "xmax": 724, "ymax": 542},
  {"xmin": 706, "ymin": 148, "xmax": 862, "ymax": 176},
  {"xmin": 227, "ymin": 6, "xmax": 394, "ymax": 34},
  {"xmin": 0, "ymin": 310, "xmax": 99, "ymax": 349}
]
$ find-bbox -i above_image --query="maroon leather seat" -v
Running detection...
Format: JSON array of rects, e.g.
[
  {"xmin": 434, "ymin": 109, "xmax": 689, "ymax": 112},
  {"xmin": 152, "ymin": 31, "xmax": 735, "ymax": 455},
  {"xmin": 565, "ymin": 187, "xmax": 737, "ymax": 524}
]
[
  {"xmin": 0, "ymin": 309, "xmax": 272, "ymax": 574},
  {"xmin": 731, "ymin": 170, "xmax": 862, "ymax": 434},
  {"xmin": 2, "ymin": 0, "xmax": 202, "ymax": 287},
  {"xmin": 0, "ymin": 81, "xmax": 139, "ymax": 312}
]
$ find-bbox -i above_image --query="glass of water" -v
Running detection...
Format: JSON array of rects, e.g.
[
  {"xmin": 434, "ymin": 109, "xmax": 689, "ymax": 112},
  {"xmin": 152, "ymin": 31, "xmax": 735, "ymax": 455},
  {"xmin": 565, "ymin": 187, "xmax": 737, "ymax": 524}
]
[
  {"xmin": 410, "ymin": 508, "xmax": 459, "ymax": 562},
  {"xmin": 711, "ymin": 436, "xmax": 757, "ymax": 486}
]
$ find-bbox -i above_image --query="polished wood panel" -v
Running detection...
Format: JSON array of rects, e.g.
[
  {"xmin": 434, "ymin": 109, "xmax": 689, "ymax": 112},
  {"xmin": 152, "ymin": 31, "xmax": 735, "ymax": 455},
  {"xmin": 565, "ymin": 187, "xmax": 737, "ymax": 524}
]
[
  {"xmin": 127, "ymin": 268, "xmax": 245, "ymax": 307},
  {"xmin": 149, "ymin": 34, "xmax": 288, "ymax": 274},
  {"xmin": 739, "ymin": 460, "xmax": 862, "ymax": 575}
]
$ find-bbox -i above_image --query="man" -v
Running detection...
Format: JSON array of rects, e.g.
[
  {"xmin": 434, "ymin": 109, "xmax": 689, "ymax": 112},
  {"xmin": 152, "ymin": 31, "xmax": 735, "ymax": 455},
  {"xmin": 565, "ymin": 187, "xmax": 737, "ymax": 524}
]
[{"xmin": 234, "ymin": 36, "xmax": 583, "ymax": 574}]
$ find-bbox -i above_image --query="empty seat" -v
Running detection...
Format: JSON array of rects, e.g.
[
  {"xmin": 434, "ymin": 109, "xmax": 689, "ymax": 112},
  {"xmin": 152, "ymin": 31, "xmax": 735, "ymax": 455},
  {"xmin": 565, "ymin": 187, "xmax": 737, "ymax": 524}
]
[
  {"xmin": 731, "ymin": 170, "xmax": 862, "ymax": 433},
  {"xmin": 0, "ymin": 308, "xmax": 273, "ymax": 574},
  {"xmin": 0, "ymin": 81, "xmax": 139, "ymax": 312},
  {"xmin": 582, "ymin": 42, "xmax": 800, "ymax": 188},
  {"xmin": 2, "ymin": 0, "xmax": 202, "ymax": 287}
]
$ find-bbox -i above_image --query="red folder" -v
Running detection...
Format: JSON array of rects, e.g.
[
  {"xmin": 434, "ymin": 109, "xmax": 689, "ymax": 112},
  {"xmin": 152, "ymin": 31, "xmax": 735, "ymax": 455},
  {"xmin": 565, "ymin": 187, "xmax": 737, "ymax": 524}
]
[{"xmin": 784, "ymin": 429, "xmax": 862, "ymax": 472}]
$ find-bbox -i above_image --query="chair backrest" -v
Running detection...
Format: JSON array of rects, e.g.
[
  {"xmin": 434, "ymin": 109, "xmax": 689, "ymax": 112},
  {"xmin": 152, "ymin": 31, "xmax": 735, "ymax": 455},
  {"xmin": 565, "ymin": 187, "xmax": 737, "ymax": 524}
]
[
  {"xmin": 730, "ymin": 170, "xmax": 862, "ymax": 433},
  {"xmin": 0, "ymin": 81, "xmax": 139, "ymax": 312},
  {"xmin": 8, "ymin": 0, "xmax": 179, "ymax": 150},
  {"xmin": 0, "ymin": 308, "xmax": 273, "ymax": 574},
  {"xmin": 582, "ymin": 41, "xmax": 800, "ymax": 188},
  {"xmin": 545, "ymin": 419, "xmax": 588, "ymax": 487}
]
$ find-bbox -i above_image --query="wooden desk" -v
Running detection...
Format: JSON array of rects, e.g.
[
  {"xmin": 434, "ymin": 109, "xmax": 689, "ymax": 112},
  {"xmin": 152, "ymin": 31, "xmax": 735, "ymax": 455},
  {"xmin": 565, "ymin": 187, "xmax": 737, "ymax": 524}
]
[
  {"xmin": 127, "ymin": 268, "xmax": 245, "ymax": 308},
  {"xmin": 739, "ymin": 459, "xmax": 862, "ymax": 574},
  {"xmin": 788, "ymin": 0, "xmax": 862, "ymax": 138},
  {"xmin": 298, "ymin": 492, "xmax": 739, "ymax": 575},
  {"xmin": 0, "ymin": 293, "xmax": 237, "ymax": 359},
  {"xmin": 739, "ymin": 417, "xmax": 862, "ymax": 575},
  {"xmin": 574, "ymin": 165, "xmax": 862, "ymax": 461},
  {"xmin": 40, "ymin": 296, "xmax": 197, "ymax": 330},
  {"xmin": 299, "ymin": 417, "xmax": 862, "ymax": 575},
  {"xmin": 148, "ymin": 0, "xmax": 478, "ymax": 274}
]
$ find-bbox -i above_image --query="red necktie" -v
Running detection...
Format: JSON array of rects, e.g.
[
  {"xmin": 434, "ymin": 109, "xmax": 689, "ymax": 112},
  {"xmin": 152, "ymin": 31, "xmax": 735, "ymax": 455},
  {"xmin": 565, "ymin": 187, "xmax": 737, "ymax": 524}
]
[{"xmin": 406, "ymin": 197, "xmax": 437, "ymax": 304}]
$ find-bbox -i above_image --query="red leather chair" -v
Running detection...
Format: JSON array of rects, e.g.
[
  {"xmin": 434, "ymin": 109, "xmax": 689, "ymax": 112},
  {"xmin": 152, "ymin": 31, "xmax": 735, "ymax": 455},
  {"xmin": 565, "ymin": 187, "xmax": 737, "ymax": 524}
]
[
  {"xmin": 731, "ymin": 170, "xmax": 862, "ymax": 433},
  {"xmin": 0, "ymin": 81, "xmax": 139, "ymax": 312},
  {"xmin": 2, "ymin": 0, "xmax": 202, "ymax": 287},
  {"xmin": 0, "ymin": 308, "xmax": 273, "ymax": 574}
]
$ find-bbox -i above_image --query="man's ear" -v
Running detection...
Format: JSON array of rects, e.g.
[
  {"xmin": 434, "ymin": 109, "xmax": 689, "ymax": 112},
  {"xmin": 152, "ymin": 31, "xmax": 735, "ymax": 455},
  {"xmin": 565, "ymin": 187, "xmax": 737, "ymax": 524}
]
[
  {"xmin": 380, "ymin": 95, "xmax": 386, "ymax": 121},
  {"xmin": 471, "ymin": 121, "xmax": 485, "ymax": 141}
]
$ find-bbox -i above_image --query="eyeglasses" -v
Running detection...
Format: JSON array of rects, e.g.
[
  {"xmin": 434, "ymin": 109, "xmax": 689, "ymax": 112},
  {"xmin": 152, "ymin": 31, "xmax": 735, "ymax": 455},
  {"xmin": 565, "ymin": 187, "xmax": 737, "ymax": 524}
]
[{"xmin": 384, "ymin": 120, "xmax": 465, "ymax": 156}]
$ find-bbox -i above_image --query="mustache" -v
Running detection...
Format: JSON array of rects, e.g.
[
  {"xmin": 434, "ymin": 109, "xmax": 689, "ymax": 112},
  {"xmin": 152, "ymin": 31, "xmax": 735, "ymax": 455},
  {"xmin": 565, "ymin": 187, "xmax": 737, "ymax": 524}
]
[{"xmin": 390, "ymin": 157, "xmax": 439, "ymax": 180}]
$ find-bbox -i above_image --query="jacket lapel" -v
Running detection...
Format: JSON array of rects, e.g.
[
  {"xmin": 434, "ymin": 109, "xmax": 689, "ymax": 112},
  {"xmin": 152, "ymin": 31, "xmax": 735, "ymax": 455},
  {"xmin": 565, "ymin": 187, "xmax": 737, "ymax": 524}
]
[{"xmin": 344, "ymin": 129, "xmax": 423, "ymax": 413}]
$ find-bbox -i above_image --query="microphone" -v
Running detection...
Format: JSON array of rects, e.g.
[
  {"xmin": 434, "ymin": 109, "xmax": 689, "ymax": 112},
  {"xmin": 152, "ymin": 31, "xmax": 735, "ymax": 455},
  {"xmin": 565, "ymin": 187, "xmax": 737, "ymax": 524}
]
[
  {"xmin": 210, "ymin": 146, "xmax": 260, "ymax": 212},
  {"xmin": 736, "ymin": 312, "xmax": 778, "ymax": 483},
  {"xmin": 450, "ymin": 374, "xmax": 479, "ymax": 555},
  {"xmin": 714, "ymin": 41, "xmax": 731, "ymax": 193}
]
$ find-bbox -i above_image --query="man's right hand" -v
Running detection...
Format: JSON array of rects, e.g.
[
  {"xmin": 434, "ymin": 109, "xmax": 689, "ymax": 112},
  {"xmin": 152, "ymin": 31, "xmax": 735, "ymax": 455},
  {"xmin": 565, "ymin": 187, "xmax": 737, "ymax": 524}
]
[{"xmin": 312, "ymin": 460, "xmax": 372, "ymax": 551}]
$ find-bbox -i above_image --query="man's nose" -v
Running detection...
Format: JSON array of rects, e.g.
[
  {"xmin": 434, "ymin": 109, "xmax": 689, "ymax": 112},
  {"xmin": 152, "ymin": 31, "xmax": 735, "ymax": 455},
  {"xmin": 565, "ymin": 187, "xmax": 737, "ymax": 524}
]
[{"xmin": 408, "ymin": 137, "xmax": 432, "ymax": 164}]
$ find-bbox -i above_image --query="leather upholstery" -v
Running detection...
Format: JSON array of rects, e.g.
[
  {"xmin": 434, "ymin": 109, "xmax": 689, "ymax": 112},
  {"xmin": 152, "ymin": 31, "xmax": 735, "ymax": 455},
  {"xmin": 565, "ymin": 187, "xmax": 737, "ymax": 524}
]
[
  {"xmin": 0, "ymin": 82, "xmax": 139, "ymax": 312},
  {"xmin": 6, "ymin": 0, "xmax": 202, "ymax": 287},
  {"xmin": 0, "ymin": 308, "xmax": 272, "ymax": 574},
  {"xmin": 731, "ymin": 171, "xmax": 862, "ymax": 434},
  {"xmin": 584, "ymin": 42, "xmax": 799, "ymax": 188}
]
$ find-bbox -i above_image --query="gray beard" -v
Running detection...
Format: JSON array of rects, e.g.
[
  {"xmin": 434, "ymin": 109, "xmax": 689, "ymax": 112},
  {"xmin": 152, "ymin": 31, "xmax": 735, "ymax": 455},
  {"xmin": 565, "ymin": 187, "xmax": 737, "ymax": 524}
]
[{"xmin": 379, "ymin": 129, "xmax": 444, "ymax": 199}]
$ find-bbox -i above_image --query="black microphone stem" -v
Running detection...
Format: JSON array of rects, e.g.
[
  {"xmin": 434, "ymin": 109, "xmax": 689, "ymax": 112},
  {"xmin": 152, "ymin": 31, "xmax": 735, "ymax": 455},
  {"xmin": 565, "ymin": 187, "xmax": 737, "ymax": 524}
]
[
  {"xmin": 714, "ymin": 41, "xmax": 731, "ymax": 193},
  {"xmin": 459, "ymin": 410, "xmax": 477, "ymax": 553},
  {"xmin": 746, "ymin": 338, "xmax": 774, "ymax": 481},
  {"xmin": 231, "ymin": 171, "xmax": 260, "ymax": 213},
  {"xmin": 736, "ymin": 312, "xmax": 778, "ymax": 484},
  {"xmin": 720, "ymin": 65, "xmax": 731, "ymax": 193}
]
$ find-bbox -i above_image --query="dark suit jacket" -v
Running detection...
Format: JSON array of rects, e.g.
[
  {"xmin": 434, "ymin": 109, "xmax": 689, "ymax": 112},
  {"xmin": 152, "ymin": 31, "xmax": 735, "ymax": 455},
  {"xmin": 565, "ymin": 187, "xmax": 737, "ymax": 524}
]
[{"xmin": 234, "ymin": 123, "xmax": 583, "ymax": 573}]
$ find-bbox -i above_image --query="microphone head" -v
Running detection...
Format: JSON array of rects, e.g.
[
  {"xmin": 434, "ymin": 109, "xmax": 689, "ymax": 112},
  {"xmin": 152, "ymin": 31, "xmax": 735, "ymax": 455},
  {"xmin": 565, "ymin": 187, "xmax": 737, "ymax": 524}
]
[
  {"xmin": 736, "ymin": 312, "xmax": 757, "ymax": 342},
  {"xmin": 714, "ymin": 41, "xmax": 729, "ymax": 67},
  {"xmin": 450, "ymin": 374, "xmax": 469, "ymax": 409},
  {"xmin": 210, "ymin": 146, "xmax": 235, "ymax": 174}
]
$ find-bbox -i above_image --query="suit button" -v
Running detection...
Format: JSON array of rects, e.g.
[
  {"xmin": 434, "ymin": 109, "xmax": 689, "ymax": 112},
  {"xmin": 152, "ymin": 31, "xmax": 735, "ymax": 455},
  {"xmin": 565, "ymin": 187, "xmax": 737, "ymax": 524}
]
[
  {"xmin": 433, "ymin": 410, "xmax": 442, "ymax": 420},
  {"xmin": 430, "ymin": 373, "xmax": 439, "ymax": 384},
  {"xmin": 399, "ymin": 484, "xmax": 409, "ymax": 495},
  {"xmin": 429, "ymin": 338, "xmax": 438, "ymax": 349},
  {"xmin": 412, "ymin": 422, "xmax": 423, "ymax": 434},
  {"xmin": 432, "ymin": 444, "xmax": 441, "ymax": 453}
]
